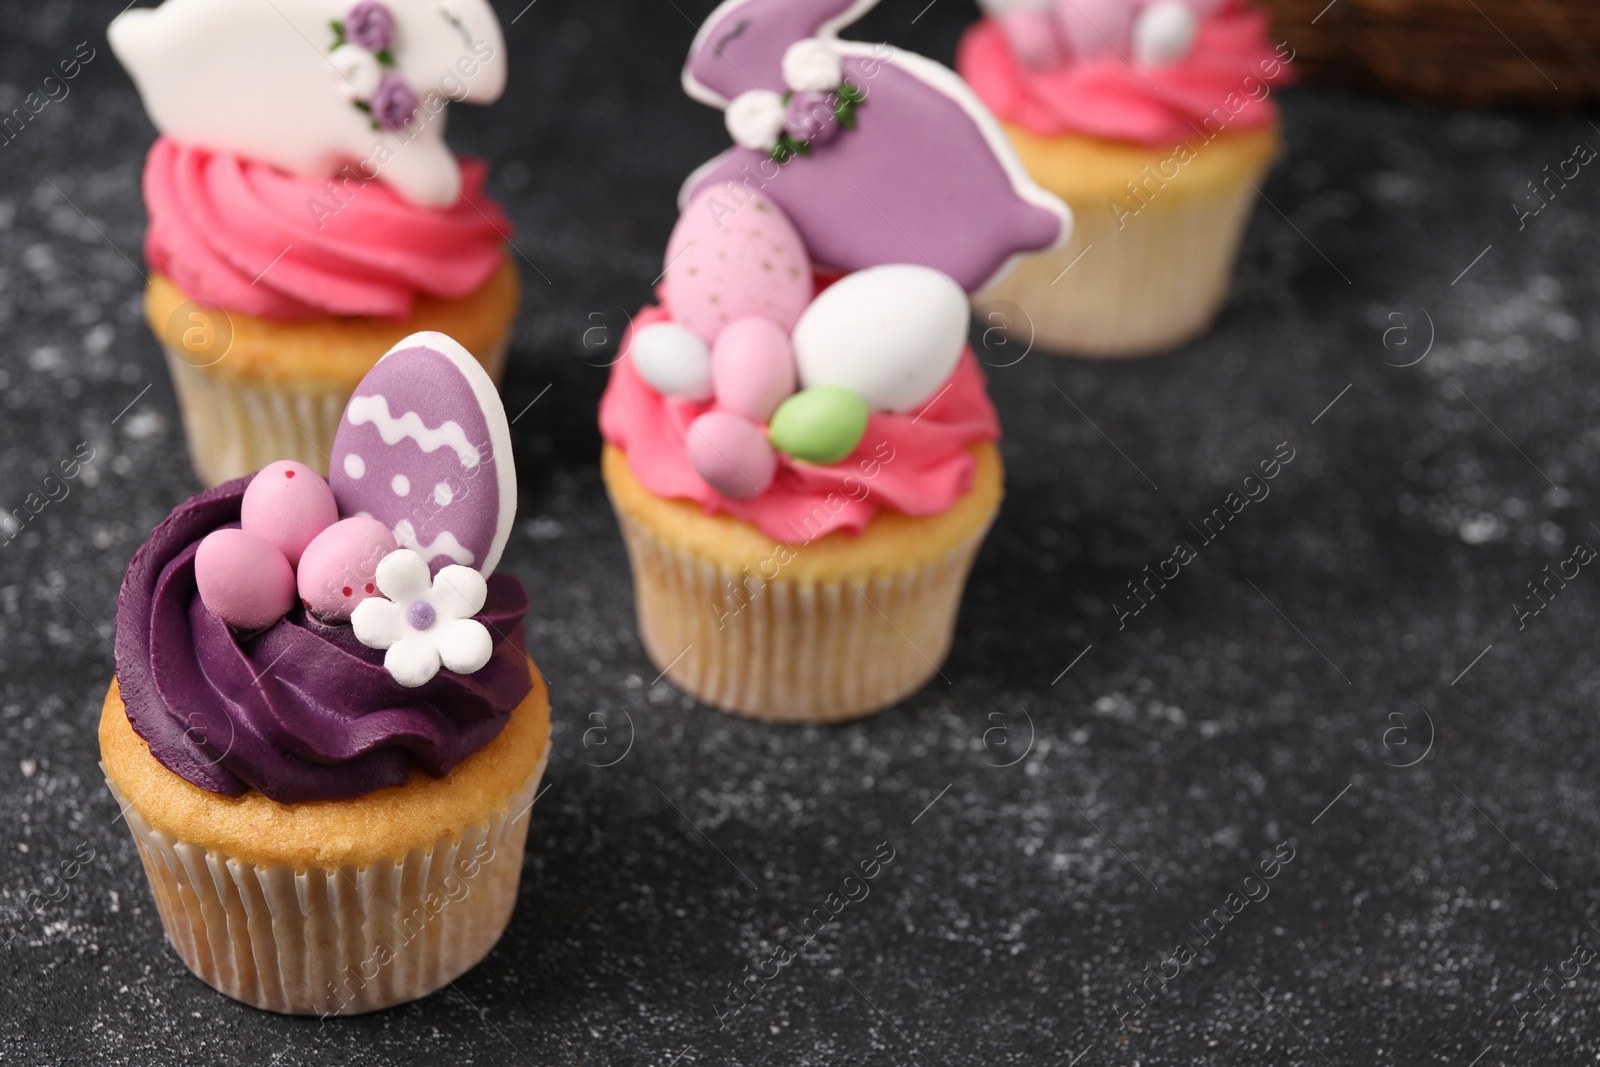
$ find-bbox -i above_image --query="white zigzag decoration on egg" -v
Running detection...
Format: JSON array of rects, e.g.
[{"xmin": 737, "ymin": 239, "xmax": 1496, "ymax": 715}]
[
  {"xmin": 346, "ymin": 394, "xmax": 482, "ymax": 467},
  {"xmin": 393, "ymin": 520, "xmax": 475, "ymax": 566}
]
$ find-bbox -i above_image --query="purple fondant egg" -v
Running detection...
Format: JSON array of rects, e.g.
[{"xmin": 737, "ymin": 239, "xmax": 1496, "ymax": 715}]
[
  {"xmin": 296, "ymin": 517, "xmax": 398, "ymax": 622},
  {"xmin": 329, "ymin": 331, "xmax": 516, "ymax": 578},
  {"xmin": 663, "ymin": 187, "xmax": 813, "ymax": 343},
  {"xmin": 686, "ymin": 412, "xmax": 777, "ymax": 499},
  {"xmin": 711, "ymin": 316, "xmax": 796, "ymax": 423},
  {"xmin": 239, "ymin": 460, "xmax": 337, "ymax": 566},
  {"xmin": 195, "ymin": 528, "xmax": 296, "ymax": 631},
  {"xmin": 631, "ymin": 322, "xmax": 713, "ymax": 401}
]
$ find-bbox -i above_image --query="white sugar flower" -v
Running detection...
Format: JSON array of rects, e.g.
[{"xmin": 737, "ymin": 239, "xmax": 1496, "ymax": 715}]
[
  {"xmin": 330, "ymin": 43, "xmax": 384, "ymax": 102},
  {"xmin": 781, "ymin": 38, "xmax": 843, "ymax": 93},
  {"xmin": 725, "ymin": 89, "xmax": 788, "ymax": 151},
  {"xmin": 352, "ymin": 549, "xmax": 493, "ymax": 688}
]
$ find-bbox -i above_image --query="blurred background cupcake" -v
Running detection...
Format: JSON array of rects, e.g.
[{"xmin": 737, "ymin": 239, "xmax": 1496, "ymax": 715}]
[
  {"xmin": 959, "ymin": 0, "xmax": 1291, "ymax": 357},
  {"xmin": 598, "ymin": 0, "xmax": 1067, "ymax": 723},
  {"xmin": 103, "ymin": 332, "xmax": 548, "ymax": 1015},
  {"xmin": 108, "ymin": 0, "xmax": 520, "ymax": 486}
]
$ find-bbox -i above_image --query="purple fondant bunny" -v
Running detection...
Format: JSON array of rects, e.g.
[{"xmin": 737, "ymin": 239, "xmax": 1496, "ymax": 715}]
[{"xmin": 681, "ymin": 0, "xmax": 1069, "ymax": 293}]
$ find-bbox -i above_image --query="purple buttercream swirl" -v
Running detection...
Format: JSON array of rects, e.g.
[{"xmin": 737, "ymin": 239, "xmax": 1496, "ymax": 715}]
[{"xmin": 113, "ymin": 477, "xmax": 532, "ymax": 804}]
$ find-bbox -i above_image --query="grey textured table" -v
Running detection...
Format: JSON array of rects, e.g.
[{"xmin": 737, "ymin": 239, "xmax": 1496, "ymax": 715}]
[{"xmin": 4, "ymin": 1, "xmax": 1599, "ymax": 1064}]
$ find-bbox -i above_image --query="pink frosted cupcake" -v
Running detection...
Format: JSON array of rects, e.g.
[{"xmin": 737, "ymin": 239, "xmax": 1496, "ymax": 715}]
[
  {"xmin": 102, "ymin": 331, "xmax": 549, "ymax": 1016},
  {"xmin": 109, "ymin": 0, "xmax": 520, "ymax": 485},
  {"xmin": 959, "ymin": 0, "xmax": 1293, "ymax": 356},
  {"xmin": 598, "ymin": 0, "xmax": 1070, "ymax": 722}
]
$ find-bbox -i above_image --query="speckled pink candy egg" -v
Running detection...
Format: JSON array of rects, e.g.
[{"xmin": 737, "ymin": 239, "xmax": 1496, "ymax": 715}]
[
  {"xmin": 240, "ymin": 460, "xmax": 338, "ymax": 566},
  {"xmin": 195, "ymin": 528, "xmax": 296, "ymax": 631},
  {"xmin": 711, "ymin": 317, "xmax": 796, "ymax": 423},
  {"xmin": 296, "ymin": 517, "xmax": 398, "ymax": 622},
  {"xmin": 663, "ymin": 187, "xmax": 813, "ymax": 343},
  {"xmin": 686, "ymin": 412, "xmax": 777, "ymax": 499}
]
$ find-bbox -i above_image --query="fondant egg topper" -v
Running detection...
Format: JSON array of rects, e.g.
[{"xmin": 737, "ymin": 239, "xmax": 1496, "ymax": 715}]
[
  {"xmin": 108, "ymin": 0, "xmax": 507, "ymax": 206},
  {"xmin": 194, "ymin": 331, "xmax": 518, "ymax": 687},
  {"xmin": 679, "ymin": 0, "xmax": 1071, "ymax": 293}
]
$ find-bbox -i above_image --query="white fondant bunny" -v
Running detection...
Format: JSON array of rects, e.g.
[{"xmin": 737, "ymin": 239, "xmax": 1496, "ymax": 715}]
[
  {"xmin": 976, "ymin": 0, "xmax": 1223, "ymax": 69},
  {"xmin": 109, "ymin": 0, "xmax": 506, "ymax": 207}
]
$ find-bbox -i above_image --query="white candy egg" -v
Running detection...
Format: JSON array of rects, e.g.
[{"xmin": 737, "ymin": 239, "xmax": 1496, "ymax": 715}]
[
  {"xmin": 631, "ymin": 322, "xmax": 714, "ymax": 402},
  {"xmin": 791, "ymin": 265, "xmax": 969, "ymax": 413},
  {"xmin": 1132, "ymin": 0, "xmax": 1199, "ymax": 68}
]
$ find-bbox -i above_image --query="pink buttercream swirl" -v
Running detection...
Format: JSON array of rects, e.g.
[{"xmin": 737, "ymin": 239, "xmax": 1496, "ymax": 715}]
[
  {"xmin": 143, "ymin": 137, "xmax": 510, "ymax": 321},
  {"xmin": 599, "ymin": 301, "xmax": 1000, "ymax": 543},
  {"xmin": 957, "ymin": 5, "xmax": 1291, "ymax": 147}
]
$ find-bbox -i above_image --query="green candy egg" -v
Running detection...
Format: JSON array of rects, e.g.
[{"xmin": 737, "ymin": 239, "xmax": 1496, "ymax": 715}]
[{"xmin": 768, "ymin": 386, "xmax": 869, "ymax": 465}]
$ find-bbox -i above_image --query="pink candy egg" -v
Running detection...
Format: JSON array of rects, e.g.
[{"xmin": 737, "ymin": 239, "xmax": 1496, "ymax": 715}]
[
  {"xmin": 663, "ymin": 188, "xmax": 813, "ymax": 343},
  {"xmin": 686, "ymin": 412, "xmax": 777, "ymax": 499},
  {"xmin": 296, "ymin": 516, "xmax": 398, "ymax": 622},
  {"xmin": 195, "ymin": 528, "xmax": 296, "ymax": 632},
  {"xmin": 999, "ymin": 7, "xmax": 1064, "ymax": 69},
  {"xmin": 240, "ymin": 460, "xmax": 338, "ymax": 566},
  {"xmin": 1054, "ymin": 0, "xmax": 1133, "ymax": 60},
  {"xmin": 711, "ymin": 317, "xmax": 796, "ymax": 423}
]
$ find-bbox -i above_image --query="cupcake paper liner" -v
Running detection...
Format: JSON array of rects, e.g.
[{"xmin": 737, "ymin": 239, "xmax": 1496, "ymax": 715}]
[
  {"xmin": 979, "ymin": 179, "xmax": 1261, "ymax": 359},
  {"xmin": 160, "ymin": 335, "xmax": 510, "ymax": 488},
  {"xmin": 612, "ymin": 505, "xmax": 993, "ymax": 724},
  {"xmin": 105, "ymin": 753, "xmax": 543, "ymax": 1017}
]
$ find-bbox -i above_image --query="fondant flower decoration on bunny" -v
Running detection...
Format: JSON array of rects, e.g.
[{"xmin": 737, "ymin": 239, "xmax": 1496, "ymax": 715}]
[
  {"xmin": 680, "ymin": 0, "xmax": 1069, "ymax": 292},
  {"xmin": 328, "ymin": 2, "xmax": 426, "ymax": 131},
  {"xmin": 351, "ymin": 550, "xmax": 493, "ymax": 687},
  {"xmin": 723, "ymin": 38, "xmax": 867, "ymax": 163},
  {"xmin": 108, "ymin": 0, "xmax": 506, "ymax": 206}
]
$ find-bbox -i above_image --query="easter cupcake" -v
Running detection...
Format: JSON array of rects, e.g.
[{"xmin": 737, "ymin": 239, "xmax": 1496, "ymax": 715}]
[
  {"xmin": 598, "ymin": 0, "xmax": 1068, "ymax": 723},
  {"xmin": 108, "ymin": 0, "xmax": 520, "ymax": 486},
  {"xmin": 103, "ymin": 332, "xmax": 549, "ymax": 1016},
  {"xmin": 958, "ymin": 0, "xmax": 1292, "ymax": 357}
]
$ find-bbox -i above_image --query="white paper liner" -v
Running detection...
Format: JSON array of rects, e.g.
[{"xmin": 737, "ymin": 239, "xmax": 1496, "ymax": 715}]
[
  {"xmin": 978, "ymin": 180, "xmax": 1261, "ymax": 359},
  {"xmin": 105, "ymin": 753, "xmax": 543, "ymax": 1017},
  {"xmin": 613, "ymin": 506, "xmax": 993, "ymax": 723},
  {"xmin": 161, "ymin": 334, "xmax": 510, "ymax": 487}
]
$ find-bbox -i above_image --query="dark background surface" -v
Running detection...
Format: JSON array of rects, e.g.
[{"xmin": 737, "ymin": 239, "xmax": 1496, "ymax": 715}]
[{"xmin": 3, "ymin": 1, "xmax": 1599, "ymax": 1064}]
